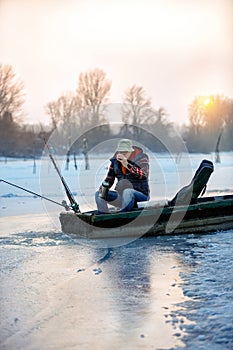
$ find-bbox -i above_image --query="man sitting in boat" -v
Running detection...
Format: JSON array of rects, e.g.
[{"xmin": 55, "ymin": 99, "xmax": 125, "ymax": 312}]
[{"xmin": 95, "ymin": 139, "xmax": 150, "ymax": 213}]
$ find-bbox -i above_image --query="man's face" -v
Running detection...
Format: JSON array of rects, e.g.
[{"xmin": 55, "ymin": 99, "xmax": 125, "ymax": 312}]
[{"xmin": 117, "ymin": 151, "xmax": 131, "ymax": 159}]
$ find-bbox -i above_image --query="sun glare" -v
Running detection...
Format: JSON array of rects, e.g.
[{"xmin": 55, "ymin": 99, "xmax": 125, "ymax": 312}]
[{"xmin": 203, "ymin": 97, "xmax": 211, "ymax": 106}]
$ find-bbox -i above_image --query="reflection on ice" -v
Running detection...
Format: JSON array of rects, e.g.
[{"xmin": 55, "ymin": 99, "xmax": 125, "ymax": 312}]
[{"xmin": 0, "ymin": 236, "xmax": 191, "ymax": 349}]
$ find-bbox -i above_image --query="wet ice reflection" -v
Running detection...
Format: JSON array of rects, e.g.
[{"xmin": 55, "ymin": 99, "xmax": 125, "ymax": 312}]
[{"xmin": 1, "ymin": 237, "xmax": 190, "ymax": 349}]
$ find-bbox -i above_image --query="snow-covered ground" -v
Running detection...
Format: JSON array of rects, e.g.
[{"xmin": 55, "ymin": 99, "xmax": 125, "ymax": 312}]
[{"xmin": 0, "ymin": 152, "xmax": 233, "ymax": 349}]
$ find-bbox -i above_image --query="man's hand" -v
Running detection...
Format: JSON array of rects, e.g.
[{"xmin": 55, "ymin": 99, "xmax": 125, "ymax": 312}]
[{"xmin": 117, "ymin": 153, "xmax": 128, "ymax": 168}]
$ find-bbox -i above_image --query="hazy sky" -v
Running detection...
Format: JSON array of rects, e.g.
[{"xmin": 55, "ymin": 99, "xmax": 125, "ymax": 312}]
[{"xmin": 0, "ymin": 0, "xmax": 232, "ymax": 125}]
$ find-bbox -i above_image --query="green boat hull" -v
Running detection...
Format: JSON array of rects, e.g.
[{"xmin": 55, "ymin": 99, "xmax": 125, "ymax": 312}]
[{"xmin": 59, "ymin": 195, "xmax": 233, "ymax": 239}]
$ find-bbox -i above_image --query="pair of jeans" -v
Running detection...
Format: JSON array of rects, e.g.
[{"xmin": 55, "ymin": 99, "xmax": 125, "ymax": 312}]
[{"xmin": 95, "ymin": 188, "xmax": 149, "ymax": 213}]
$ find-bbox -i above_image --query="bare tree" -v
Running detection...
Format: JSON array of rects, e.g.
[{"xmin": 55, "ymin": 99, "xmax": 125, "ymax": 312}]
[
  {"xmin": 0, "ymin": 64, "xmax": 25, "ymax": 120},
  {"xmin": 77, "ymin": 68, "xmax": 111, "ymax": 125},
  {"xmin": 155, "ymin": 107, "xmax": 169, "ymax": 124},
  {"xmin": 188, "ymin": 96, "xmax": 207, "ymax": 135},
  {"xmin": 45, "ymin": 91, "xmax": 79, "ymax": 129},
  {"xmin": 186, "ymin": 95, "xmax": 233, "ymax": 152},
  {"xmin": 122, "ymin": 85, "xmax": 153, "ymax": 123},
  {"xmin": 45, "ymin": 101, "xmax": 59, "ymax": 130},
  {"xmin": 121, "ymin": 85, "xmax": 155, "ymax": 138},
  {"xmin": 203, "ymin": 95, "xmax": 231, "ymax": 133}
]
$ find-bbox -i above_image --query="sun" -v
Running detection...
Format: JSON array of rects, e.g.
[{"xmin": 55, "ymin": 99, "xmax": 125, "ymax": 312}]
[{"xmin": 203, "ymin": 97, "xmax": 211, "ymax": 106}]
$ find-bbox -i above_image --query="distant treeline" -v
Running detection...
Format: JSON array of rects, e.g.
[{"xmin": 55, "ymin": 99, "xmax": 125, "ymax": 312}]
[
  {"xmin": 0, "ymin": 116, "xmax": 182, "ymax": 157},
  {"xmin": 0, "ymin": 65, "xmax": 232, "ymax": 157},
  {"xmin": 0, "ymin": 113, "xmax": 232, "ymax": 158}
]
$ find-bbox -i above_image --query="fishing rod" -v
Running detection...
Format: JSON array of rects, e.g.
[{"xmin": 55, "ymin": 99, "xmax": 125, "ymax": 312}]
[
  {"xmin": 0, "ymin": 179, "xmax": 70, "ymax": 210},
  {"xmin": 45, "ymin": 142, "xmax": 80, "ymax": 213}
]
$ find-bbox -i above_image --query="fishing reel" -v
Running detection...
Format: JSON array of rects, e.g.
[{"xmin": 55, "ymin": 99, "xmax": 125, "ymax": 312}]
[
  {"xmin": 61, "ymin": 200, "xmax": 71, "ymax": 211},
  {"xmin": 61, "ymin": 200, "xmax": 80, "ymax": 213}
]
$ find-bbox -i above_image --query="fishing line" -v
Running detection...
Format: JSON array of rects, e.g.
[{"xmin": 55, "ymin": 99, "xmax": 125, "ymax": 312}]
[{"xmin": 0, "ymin": 179, "xmax": 69, "ymax": 210}]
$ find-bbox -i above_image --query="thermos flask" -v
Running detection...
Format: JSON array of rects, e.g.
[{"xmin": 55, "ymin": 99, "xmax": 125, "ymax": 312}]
[{"xmin": 99, "ymin": 181, "xmax": 109, "ymax": 200}]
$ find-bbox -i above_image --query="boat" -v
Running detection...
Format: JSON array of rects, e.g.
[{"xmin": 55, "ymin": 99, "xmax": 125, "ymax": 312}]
[{"xmin": 59, "ymin": 194, "xmax": 233, "ymax": 239}]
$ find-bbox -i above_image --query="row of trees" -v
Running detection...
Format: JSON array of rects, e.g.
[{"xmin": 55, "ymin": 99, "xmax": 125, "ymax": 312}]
[
  {"xmin": 0, "ymin": 64, "xmax": 53, "ymax": 157},
  {"xmin": 0, "ymin": 63, "xmax": 232, "ymax": 157},
  {"xmin": 45, "ymin": 69, "xmax": 178, "ymax": 153},
  {"xmin": 0, "ymin": 65, "xmax": 32, "ymax": 156},
  {"xmin": 184, "ymin": 95, "xmax": 233, "ymax": 153}
]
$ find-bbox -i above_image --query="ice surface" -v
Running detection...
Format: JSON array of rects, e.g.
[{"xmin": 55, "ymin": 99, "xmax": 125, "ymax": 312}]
[{"xmin": 0, "ymin": 152, "xmax": 232, "ymax": 349}]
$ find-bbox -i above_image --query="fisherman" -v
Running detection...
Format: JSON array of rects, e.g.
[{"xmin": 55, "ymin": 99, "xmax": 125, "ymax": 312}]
[{"xmin": 95, "ymin": 139, "xmax": 150, "ymax": 213}]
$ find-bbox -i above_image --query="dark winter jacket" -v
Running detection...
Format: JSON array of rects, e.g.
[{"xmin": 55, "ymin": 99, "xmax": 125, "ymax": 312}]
[{"xmin": 104, "ymin": 146, "xmax": 150, "ymax": 197}]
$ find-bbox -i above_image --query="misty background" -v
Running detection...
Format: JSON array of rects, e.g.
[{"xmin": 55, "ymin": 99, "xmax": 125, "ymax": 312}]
[{"xmin": 0, "ymin": 0, "xmax": 233, "ymax": 157}]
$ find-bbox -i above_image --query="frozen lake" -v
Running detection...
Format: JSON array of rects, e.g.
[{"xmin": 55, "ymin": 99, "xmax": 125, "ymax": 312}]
[{"xmin": 0, "ymin": 152, "xmax": 233, "ymax": 349}]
